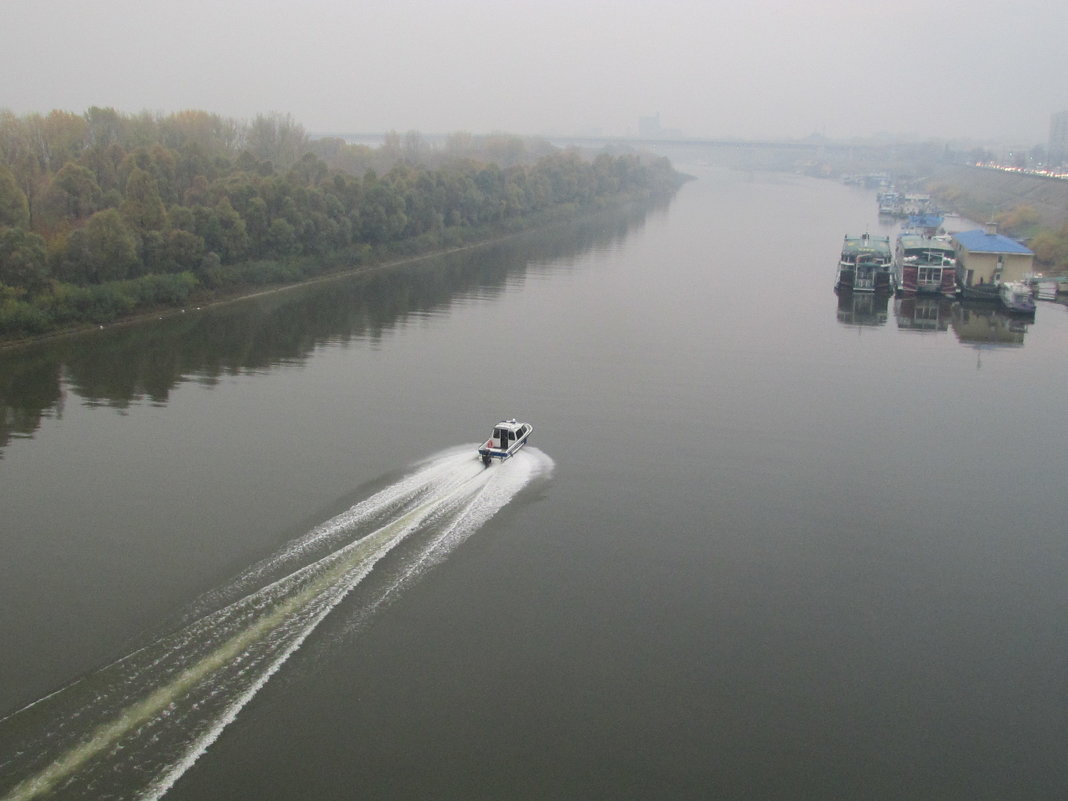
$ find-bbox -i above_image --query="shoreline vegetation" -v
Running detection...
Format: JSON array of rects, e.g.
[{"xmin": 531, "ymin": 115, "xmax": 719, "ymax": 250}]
[
  {"xmin": 925, "ymin": 165, "xmax": 1068, "ymax": 274},
  {"xmin": 0, "ymin": 108, "xmax": 687, "ymax": 347}
]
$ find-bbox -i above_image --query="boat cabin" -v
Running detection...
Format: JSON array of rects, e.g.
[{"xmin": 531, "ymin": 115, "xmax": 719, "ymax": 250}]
[
  {"xmin": 478, "ymin": 418, "xmax": 533, "ymax": 464},
  {"xmin": 490, "ymin": 421, "xmax": 529, "ymax": 449},
  {"xmin": 895, "ymin": 233, "xmax": 956, "ymax": 296}
]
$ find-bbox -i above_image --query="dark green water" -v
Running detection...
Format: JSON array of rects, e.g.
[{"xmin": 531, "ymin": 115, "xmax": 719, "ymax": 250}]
[{"xmin": 2, "ymin": 166, "xmax": 1067, "ymax": 800}]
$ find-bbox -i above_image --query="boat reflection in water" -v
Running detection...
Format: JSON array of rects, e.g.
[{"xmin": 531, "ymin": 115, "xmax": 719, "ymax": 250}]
[
  {"xmin": 950, "ymin": 301, "xmax": 1031, "ymax": 366},
  {"xmin": 836, "ymin": 290, "xmax": 890, "ymax": 327},
  {"xmin": 894, "ymin": 296, "xmax": 953, "ymax": 332}
]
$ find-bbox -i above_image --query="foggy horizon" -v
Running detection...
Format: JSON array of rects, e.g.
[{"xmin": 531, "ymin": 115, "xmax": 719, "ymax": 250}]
[{"xmin": 4, "ymin": 0, "xmax": 1067, "ymax": 147}]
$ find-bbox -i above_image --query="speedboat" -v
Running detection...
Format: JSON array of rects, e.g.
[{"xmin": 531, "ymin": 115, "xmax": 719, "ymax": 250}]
[{"xmin": 478, "ymin": 419, "xmax": 533, "ymax": 465}]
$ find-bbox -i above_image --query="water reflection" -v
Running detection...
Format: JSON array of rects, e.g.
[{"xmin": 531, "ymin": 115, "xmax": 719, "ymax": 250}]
[
  {"xmin": 0, "ymin": 200, "xmax": 667, "ymax": 454},
  {"xmin": 950, "ymin": 301, "xmax": 1030, "ymax": 348},
  {"xmin": 894, "ymin": 296, "xmax": 953, "ymax": 332},
  {"xmin": 835, "ymin": 291, "xmax": 1040, "ymax": 355},
  {"xmin": 835, "ymin": 290, "xmax": 890, "ymax": 327}
]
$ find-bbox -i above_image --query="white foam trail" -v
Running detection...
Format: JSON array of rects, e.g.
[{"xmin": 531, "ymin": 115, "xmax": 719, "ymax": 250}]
[
  {"xmin": 0, "ymin": 447, "xmax": 552, "ymax": 801},
  {"xmin": 330, "ymin": 447, "xmax": 554, "ymax": 641},
  {"xmin": 181, "ymin": 446, "xmax": 481, "ymax": 618}
]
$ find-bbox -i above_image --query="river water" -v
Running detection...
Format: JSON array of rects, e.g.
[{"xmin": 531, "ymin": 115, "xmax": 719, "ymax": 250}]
[{"xmin": 2, "ymin": 162, "xmax": 1067, "ymax": 800}]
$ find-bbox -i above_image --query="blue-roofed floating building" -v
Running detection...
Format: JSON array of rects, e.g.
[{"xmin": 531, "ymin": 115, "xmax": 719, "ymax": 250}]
[{"xmin": 951, "ymin": 223, "xmax": 1034, "ymax": 301}]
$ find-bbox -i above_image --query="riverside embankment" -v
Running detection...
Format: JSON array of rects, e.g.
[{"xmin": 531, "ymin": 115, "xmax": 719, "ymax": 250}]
[{"xmin": 928, "ymin": 164, "xmax": 1068, "ymax": 230}]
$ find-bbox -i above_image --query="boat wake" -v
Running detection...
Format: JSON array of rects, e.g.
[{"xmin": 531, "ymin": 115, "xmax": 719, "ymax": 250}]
[{"xmin": 0, "ymin": 446, "xmax": 552, "ymax": 801}]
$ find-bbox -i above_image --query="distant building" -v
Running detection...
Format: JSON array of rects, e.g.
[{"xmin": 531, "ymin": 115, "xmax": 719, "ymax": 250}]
[
  {"xmin": 952, "ymin": 223, "xmax": 1034, "ymax": 288},
  {"xmin": 638, "ymin": 113, "xmax": 662, "ymax": 138},
  {"xmin": 1049, "ymin": 110, "xmax": 1068, "ymax": 165},
  {"xmin": 636, "ymin": 113, "xmax": 683, "ymax": 140}
]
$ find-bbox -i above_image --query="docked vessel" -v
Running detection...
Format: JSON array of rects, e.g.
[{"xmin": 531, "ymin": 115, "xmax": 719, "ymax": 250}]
[
  {"xmin": 835, "ymin": 233, "xmax": 893, "ymax": 293},
  {"xmin": 998, "ymin": 281, "xmax": 1036, "ymax": 315},
  {"xmin": 957, "ymin": 280, "xmax": 1000, "ymax": 302},
  {"xmin": 478, "ymin": 419, "xmax": 533, "ymax": 465},
  {"xmin": 894, "ymin": 233, "xmax": 956, "ymax": 296},
  {"xmin": 877, "ymin": 190, "xmax": 903, "ymax": 216},
  {"xmin": 906, "ymin": 213, "xmax": 944, "ymax": 236}
]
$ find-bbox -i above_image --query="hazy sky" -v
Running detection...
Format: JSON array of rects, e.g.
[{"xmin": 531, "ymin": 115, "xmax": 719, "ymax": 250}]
[{"xmin": 3, "ymin": 0, "xmax": 1066, "ymax": 144}]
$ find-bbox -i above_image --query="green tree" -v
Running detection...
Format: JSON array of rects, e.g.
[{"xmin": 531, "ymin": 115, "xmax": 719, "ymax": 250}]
[
  {"xmin": 191, "ymin": 204, "xmax": 221, "ymax": 255},
  {"xmin": 41, "ymin": 162, "xmax": 102, "ymax": 223},
  {"xmin": 287, "ymin": 153, "xmax": 328, "ymax": 187},
  {"xmin": 164, "ymin": 228, "xmax": 205, "ymax": 273},
  {"xmin": 242, "ymin": 196, "xmax": 270, "ymax": 255},
  {"xmin": 360, "ymin": 179, "xmax": 408, "ymax": 242},
  {"xmin": 0, "ymin": 164, "xmax": 30, "ymax": 228},
  {"xmin": 167, "ymin": 204, "xmax": 196, "ymax": 233},
  {"xmin": 265, "ymin": 217, "xmax": 299, "ymax": 257},
  {"xmin": 78, "ymin": 142, "xmax": 127, "ymax": 194},
  {"xmin": 182, "ymin": 174, "xmax": 212, "ymax": 207},
  {"xmin": 75, "ymin": 209, "xmax": 138, "ymax": 282},
  {"xmin": 0, "ymin": 226, "xmax": 49, "ymax": 292},
  {"xmin": 213, "ymin": 197, "xmax": 248, "ymax": 262},
  {"xmin": 121, "ymin": 167, "xmax": 167, "ymax": 231}
]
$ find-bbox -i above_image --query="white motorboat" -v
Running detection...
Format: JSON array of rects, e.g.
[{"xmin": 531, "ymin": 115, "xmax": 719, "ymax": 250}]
[{"xmin": 478, "ymin": 419, "xmax": 533, "ymax": 465}]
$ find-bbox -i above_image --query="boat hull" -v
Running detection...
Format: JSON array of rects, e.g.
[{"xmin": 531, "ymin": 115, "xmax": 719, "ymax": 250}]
[
  {"xmin": 478, "ymin": 437, "xmax": 530, "ymax": 463},
  {"xmin": 999, "ymin": 282, "xmax": 1036, "ymax": 315},
  {"xmin": 958, "ymin": 283, "xmax": 999, "ymax": 302},
  {"xmin": 896, "ymin": 266, "xmax": 957, "ymax": 297}
]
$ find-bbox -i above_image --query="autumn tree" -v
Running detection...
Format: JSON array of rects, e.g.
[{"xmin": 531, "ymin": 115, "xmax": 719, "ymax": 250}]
[{"xmin": 244, "ymin": 113, "xmax": 308, "ymax": 170}]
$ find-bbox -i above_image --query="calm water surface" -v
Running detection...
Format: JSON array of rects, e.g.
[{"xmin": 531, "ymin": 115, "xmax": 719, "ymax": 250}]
[{"xmin": 2, "ymin": 164, "xmax": 1067, "ymax": 800}]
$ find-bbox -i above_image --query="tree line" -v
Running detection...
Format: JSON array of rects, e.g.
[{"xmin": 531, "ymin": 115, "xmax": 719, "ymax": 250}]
[{"xmin": 0, "ymin": 109, "xmax": 682, "ymax": 338}]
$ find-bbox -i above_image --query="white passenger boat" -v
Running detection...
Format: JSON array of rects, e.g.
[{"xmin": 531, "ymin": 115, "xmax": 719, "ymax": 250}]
[{"xmin": 478, "ymin": 419, "xmax": 533, "ymax": 465}]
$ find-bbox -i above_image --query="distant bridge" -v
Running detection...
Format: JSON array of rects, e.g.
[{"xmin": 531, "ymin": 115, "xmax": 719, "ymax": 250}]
[
  {"xmin": 324, "ymin": 131, "xmax": 878, "ymax": 156},
  {"xmin": 546, "ymin": 135, "xmax": 844, "ymax": 151}
]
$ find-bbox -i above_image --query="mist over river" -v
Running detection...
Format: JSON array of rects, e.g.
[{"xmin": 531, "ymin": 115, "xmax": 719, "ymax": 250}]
[{"xmin": 2, "ymin": 161, "xmax": 1067, "ymax": 800}]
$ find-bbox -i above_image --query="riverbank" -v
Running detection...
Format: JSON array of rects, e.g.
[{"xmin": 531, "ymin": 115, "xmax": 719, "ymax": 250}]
[
  {"xmin": 927, "ymin": 164, "xmax": 1068, "ymax": 231},
  {"xmin": 0, "ymin": 187, "xmax": 684, "ymax": 352},
  {"xmin": 0, "ymin": 244, "xmax": 469, "ymax": 352}
]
